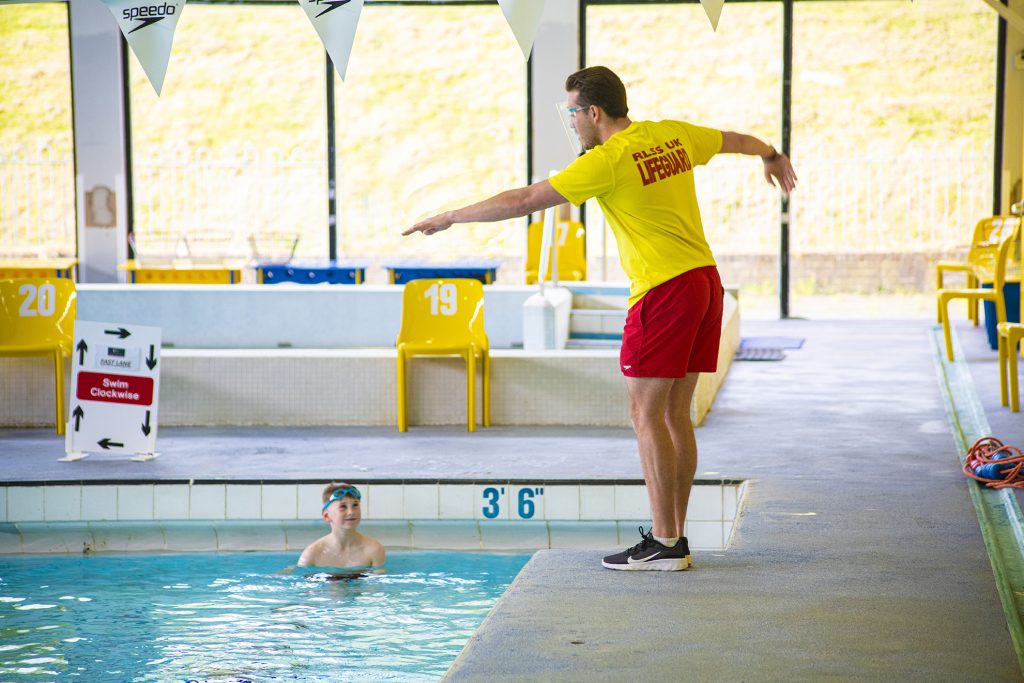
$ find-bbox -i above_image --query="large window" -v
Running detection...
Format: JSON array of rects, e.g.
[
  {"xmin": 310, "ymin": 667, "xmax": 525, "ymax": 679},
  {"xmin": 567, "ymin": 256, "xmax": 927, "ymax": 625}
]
[
  {"xmin": 129, "ymin": 4, "xmax": 327, "ymax": 263},
  {"xmin": 790, "ymin": 0, "xmax": 996, "ymax": 317},
  {"xmin": 334, "ymin": 4, "xmax": 527, "ymax": 278},
  {"xmin": 128, "ymin": 2, "xmax": 527, "ymax": 277},
  {"xmin": 0, "ymin": 2, "xmax": 75, "ymax": 258},
  {"xmin": 588, "ymin": 0, "xmax": 997, "ymax": 318},
  {"xmin": 586, "ymin": 1, "xmax": 782, "ymax": 291}
]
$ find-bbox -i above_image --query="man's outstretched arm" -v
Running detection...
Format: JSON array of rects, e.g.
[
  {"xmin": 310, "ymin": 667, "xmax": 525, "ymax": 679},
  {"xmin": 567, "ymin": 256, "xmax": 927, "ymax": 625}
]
[
  {"xmin": 403, "ymin": 180, "xmax": 567, "ymax": 237},
  {"xmin": 720, "ymin": 131, "xmax": 798, "ymax": 194}
]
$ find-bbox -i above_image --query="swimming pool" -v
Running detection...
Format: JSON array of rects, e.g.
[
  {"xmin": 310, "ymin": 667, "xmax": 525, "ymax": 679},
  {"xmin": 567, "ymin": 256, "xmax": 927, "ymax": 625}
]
[{"xmin": 0, "ymin": 550, "xmax": 530, "ymax": 682}]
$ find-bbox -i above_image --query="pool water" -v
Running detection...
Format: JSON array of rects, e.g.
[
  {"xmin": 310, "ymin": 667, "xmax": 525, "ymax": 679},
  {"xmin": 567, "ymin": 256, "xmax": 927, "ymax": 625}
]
[{"xmin": 0, "ymin": 551, "xmax": 530, "ymax": 682}]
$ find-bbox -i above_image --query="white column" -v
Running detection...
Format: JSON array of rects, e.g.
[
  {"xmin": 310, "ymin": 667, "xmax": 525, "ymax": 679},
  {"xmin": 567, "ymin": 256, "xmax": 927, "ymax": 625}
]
[
  {"xmin": 69, "ymin": 0, "xmax": 130, "ymax": 283},
  {"xmin": 529, "ymin": 0, "xmax": 580, "ymax": 185}
]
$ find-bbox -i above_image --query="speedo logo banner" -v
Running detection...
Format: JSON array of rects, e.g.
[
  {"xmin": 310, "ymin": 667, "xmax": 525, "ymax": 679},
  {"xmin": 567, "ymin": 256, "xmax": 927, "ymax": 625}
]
[
  {"xmin": 497, "ymin": 0, "xmax": 546, "ymax": 61},
  {"xmin": 298, "ymin": 0, "xmax": 364, "ymax": 81},
  {"xmin": 100, "ymin": 0, "xmax": 186, "ymax": 95}
]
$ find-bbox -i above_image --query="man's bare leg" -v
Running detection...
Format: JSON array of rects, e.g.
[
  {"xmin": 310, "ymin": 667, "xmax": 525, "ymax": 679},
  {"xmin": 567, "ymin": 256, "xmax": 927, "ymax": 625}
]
[
  {"xmin": 665, "ymin": 373, "xmax": 700, "ymax": 538},
  {"xmin": 625, "ymin": 376, "xmax": 678, "ymax": 538}
]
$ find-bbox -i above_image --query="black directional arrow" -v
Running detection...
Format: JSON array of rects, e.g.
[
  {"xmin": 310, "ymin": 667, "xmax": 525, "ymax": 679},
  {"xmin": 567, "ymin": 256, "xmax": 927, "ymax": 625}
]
[
  {"xmin": 142, "ymin": 410, "xmax": 151, "ymax": 436},
  {"xmin": 104, "ymin": 328, "xmax": 131, "ymax": 339},
  {"xmin": 146, "ymin": 345, "xmax": 157, "ymax": 371},
  {"xmin": 72, "ymin": 405, "xmax": 84, "ymax": 431},
  {"xmin": 97, "ymin": 438, "xmax": 124, "ymax": 450},
  {"xmin": 76, "ymin": 339, "xmax": 88, "ymax": 365}
]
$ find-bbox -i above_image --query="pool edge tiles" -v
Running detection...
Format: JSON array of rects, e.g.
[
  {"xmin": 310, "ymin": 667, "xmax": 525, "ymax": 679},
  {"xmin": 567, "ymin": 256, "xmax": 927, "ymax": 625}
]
[{"xmin": 0, "ymin": 480, "xmax": 748, "ymax": 555}]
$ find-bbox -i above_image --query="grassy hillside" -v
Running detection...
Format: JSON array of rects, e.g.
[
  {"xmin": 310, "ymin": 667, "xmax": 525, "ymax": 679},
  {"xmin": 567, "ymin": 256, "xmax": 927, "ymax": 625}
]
[
  {"xmin": 588, "ymin": 0, "xmax": 995, "ymax": 149},
  {"xmin": 0, "ymin": 3, "xmax": 72, "ymax": 155},
  {"xmin": 0, "ymin": 0, "xmax": 1000, "ymax": 262},
  {"xmin": 125, "ymin": 3, "xmax": 526, "ymax": 259}
]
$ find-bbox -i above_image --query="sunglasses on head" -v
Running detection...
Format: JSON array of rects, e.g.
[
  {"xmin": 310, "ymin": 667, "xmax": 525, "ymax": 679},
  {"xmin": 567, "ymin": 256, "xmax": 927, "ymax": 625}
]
[{"xmin": 322, "ymin": 487, "xmax": 362, "ymax": 511}]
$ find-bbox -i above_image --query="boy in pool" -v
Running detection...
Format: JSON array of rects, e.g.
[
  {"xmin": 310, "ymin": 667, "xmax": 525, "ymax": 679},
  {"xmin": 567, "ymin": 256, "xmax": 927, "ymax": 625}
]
[{"xmin": 298, "ymin": 483, "xmax": 385, "ymax": 571}]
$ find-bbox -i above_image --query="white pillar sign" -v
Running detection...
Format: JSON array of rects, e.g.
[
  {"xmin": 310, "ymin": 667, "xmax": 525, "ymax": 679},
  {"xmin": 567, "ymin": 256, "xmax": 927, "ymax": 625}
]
[{"xmin": 64, "ymin": 320, "xmax": 162, "ymax": 462}]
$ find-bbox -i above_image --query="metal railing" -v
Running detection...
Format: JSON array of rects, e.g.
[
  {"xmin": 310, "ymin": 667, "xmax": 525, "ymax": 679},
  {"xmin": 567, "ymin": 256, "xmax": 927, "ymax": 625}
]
[
  {"xmin": 130, "ymin": 144, "xmax": 327, "ymax": 260},
  {"xmin": 0, "ymin": 141, "xmax": 996, "ymax": 262},
  {"xmin": 697, "ymin": 142, "xmax": 993, "ymax": 255},
  {"xmin": 0, "ymin": 144, "xmax": 75, "ymax": 258}
]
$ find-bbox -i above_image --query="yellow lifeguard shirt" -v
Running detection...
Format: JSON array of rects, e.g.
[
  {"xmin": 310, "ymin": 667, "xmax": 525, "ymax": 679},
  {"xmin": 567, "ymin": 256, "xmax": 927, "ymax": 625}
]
[{"xmin": 549, "ymin": 120, "xmax": 722, "ymax": 307}]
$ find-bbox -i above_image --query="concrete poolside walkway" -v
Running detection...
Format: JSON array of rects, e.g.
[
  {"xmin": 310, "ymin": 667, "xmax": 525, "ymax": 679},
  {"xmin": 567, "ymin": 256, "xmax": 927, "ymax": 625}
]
[
  {"xmin": 0, "ymin": 425, "xmax": 646, "ymax": 483},
  {"xmin": 444, "ymin": 319, "xmax": 1021, "ymax": 681},
  {"xmin": 0, "ymin": 318, "xmax": 1020, "ymax": 680}
]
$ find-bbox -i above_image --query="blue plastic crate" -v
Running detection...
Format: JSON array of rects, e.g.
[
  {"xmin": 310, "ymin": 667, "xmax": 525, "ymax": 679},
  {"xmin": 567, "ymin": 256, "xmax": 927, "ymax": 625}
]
[
  {"xmin": 255, "ymin": 260, "xmax": 368, "ymax": 285},
  {"xmin": 384, "ymin": 260, "xmax": 501, "ymax": 285},
  {"xmin": 982, "ymin": 282, "xmax": 1020, "ymax": 349}
]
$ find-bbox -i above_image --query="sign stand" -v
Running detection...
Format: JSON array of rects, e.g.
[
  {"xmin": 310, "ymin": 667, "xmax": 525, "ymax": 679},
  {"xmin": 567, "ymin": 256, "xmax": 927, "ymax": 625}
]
[{"xmin": 63, "ymin": 320, "xmax": 162, "ymax": 462}]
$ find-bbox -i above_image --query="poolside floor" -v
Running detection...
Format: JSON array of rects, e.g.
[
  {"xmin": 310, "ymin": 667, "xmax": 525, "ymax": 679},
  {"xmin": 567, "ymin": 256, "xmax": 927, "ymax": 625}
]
[{"xmin": 445, "ymin": 318, "xmax": 1023, "ymax": 681}]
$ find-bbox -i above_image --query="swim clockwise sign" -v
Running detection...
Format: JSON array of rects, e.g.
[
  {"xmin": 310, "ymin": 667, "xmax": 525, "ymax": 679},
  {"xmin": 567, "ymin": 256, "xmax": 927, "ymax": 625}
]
[{"xmin": 64, "ymin": 319, "xmax": 162, "ymax": 462}]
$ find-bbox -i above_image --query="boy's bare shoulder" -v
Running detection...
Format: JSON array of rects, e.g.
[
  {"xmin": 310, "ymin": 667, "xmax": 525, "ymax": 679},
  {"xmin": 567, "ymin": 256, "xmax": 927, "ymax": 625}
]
[
  {"xmin": 298, "ymin": 534, "xmax": 332, "ymax": 565},
  {"xmin": 362, "ymin": 534, "xmax": 386, "ymax": 565}
]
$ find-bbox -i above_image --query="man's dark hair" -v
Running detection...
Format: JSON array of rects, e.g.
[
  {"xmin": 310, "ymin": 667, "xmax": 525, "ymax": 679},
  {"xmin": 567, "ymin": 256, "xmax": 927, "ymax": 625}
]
[{"xmin": 565, "ymin": 66, "xmax": 628, "ymax": 119}]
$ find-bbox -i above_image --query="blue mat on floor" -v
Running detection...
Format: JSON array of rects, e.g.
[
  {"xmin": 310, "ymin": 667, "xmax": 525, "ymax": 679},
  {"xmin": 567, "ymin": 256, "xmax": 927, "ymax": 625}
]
[
  {"xmin": 734, "ymin": 347, "xmax": 786, "ymax": 361},
  {"xmin": 740, "ymin": 336, "xmax": 805, "ymax": 350}
]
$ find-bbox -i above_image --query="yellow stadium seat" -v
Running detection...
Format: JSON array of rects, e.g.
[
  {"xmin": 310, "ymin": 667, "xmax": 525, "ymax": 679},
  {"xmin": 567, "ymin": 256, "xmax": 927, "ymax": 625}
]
[
  {"xmin": 396, "ymin": 278, "xmax": 490, "ymax": 433},
  {"xmin": 939, "ymin": 220, "xmax": 1020, "ymax": 362},
  {"xmin": 936, "ymin": 216, "xmax": 1020, "ymax": 324},
  {"xmin": 0, "ymin": 278, "xmax": 77, "ymax": 434},
  {"xmin": 525, "ymin": 205, "xmax": 586, "ymax": 284}
]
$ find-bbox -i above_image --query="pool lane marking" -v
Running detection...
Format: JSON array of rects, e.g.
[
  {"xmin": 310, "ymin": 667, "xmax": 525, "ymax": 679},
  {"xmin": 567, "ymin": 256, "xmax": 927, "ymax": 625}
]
[{"xmin": 932, "ymin": 323, "xmax": 1024, "ymax": 674}]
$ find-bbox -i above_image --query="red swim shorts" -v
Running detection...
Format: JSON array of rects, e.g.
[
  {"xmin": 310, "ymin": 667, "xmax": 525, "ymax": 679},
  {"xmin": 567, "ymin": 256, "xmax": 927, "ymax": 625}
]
[{"xmin": 620, "ymin": 266, "xmax": 723, "ymax": 378}]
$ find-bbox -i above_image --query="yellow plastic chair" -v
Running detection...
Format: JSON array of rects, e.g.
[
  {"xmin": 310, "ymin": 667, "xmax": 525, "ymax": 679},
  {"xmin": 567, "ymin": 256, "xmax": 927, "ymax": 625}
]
[
  {"xmin": 936, "ymin": 216, "xmax": 1020, "ymax": 324},
  {"xmin": 525, "ymin": 207, "xmax": 586, "ymax": 284},
  {"xmin": 998, "ymin": 320, "xmax": 1024, "ymax": 412},
  {"xmin": 396, "ymin": 278, "xmax": 490, "ymax": 432},
  {"xmin": 0, "ymin": 278, "xmax": 77, "ymax": 434},
  {"xmin": 998, "ymin": 221, "xmax": 1024, "ymax": 411},
  {"xmin": 939, "ymin": 221, "xmax": 1020, "ymax": 362}
]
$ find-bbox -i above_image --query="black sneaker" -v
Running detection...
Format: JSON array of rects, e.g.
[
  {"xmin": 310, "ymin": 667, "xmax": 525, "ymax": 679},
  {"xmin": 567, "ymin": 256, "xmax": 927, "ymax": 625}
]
[
  {"xmin": 677, "ymin": 536, "xmax": 693, "ymax": 568},
  {"xmin": 602, "ymin": 527, "xmax": 690, "ymax": 571}
]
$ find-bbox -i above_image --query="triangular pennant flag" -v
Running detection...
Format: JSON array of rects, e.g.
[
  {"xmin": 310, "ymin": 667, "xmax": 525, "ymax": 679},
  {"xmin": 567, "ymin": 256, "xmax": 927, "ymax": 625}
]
[
  {"xmin": 298, "ymin": 0, "xmax": 364, "ymax": 81},
  {"xmin": 99, "ymin": 0, "xmax": 186, "ymax": 95},
  {"xmin": 699, "ymin": 0, "xmax": 725, "ymax": 31},
  {"xmin": 497, "ymin": 0, "xmax": 546, "ymax": 61}
]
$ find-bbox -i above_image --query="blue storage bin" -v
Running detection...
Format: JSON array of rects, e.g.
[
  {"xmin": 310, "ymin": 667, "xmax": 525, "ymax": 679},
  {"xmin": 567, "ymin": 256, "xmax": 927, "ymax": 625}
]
[
  {"xmin": 255, "ymin": 260, "xmax": 368, "ymax": 285},
  {"xmin": 982, "ymin": 282, "xmax": 1020, "ymax": 349},
  {"xmin": 384, "ymin": 260, "xmax": 502, "ymax": 285}
]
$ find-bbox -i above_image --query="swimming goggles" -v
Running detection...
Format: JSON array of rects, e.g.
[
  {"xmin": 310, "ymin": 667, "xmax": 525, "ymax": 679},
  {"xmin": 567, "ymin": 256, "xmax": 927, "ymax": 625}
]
[{"xmin": 322, "ymin": 487, "xmax": 362, "ymax": 511}]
